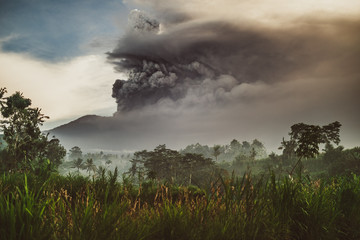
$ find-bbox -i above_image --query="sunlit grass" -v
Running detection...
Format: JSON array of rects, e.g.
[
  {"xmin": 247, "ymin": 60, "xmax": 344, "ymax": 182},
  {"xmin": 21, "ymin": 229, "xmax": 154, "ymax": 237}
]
[{"xmin": 0, "ymin": 171, "xmax": 360, "ymax": 239}]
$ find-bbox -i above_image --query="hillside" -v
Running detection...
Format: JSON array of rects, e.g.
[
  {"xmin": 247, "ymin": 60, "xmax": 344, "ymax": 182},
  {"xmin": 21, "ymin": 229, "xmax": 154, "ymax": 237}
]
[{"xmin": 48, "ymin": 114, "xmax": 174, "ymax": 151}]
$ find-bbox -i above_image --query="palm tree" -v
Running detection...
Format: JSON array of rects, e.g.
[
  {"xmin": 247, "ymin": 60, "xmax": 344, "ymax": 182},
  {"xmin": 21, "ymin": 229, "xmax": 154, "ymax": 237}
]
[
  {"xmin": 96, "ymin": 165, "xmax": 107, "ymax": 178},
  {"xmin": 84, "ymin": 158, "xmax": 97, "ymax": 175},
  {"xmin": 72, "ymin": 158, "xmax": 84, "ymax": 172}
]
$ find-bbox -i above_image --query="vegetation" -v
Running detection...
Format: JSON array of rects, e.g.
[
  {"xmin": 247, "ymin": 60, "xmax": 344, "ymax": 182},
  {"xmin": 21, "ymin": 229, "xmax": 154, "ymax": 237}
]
[
  {"xmin": 1, "ymin": 87, "xmax": 360, "ymax": 239},
  {"xmin": 127, "ymin": 145, "xmax": 217, "ymax": 188},
  {"xmin": 282, "ymin": 121, "xmax": 341, "ymax": 176},
  {"xmin": 0, "ymin": 88, "xmax": 66, "ymax": 173},
  {"xmin": 181, "ymin": 139, "xmax": 267, "ymax": 163},
  {"xmin": 0, "ymin": 170, "xmax": 360, "ymax": 239},
  {"xmin": 63, "ymin": 147, "xmax": 128, "ymax": 177},
  {"xmin": 69, "ymin": 146, "xmax": 83, "ymax": 160}
]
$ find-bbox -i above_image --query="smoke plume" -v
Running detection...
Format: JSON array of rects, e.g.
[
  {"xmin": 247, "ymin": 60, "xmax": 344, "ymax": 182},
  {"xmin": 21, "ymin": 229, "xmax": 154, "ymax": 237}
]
[{"xmin": 108, "ymin": 8, "xmax": 359, "ymax": 114}]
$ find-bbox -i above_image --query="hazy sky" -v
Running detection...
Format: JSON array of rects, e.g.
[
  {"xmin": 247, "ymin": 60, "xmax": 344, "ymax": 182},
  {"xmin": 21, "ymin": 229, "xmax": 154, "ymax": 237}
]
[
  {"xmin": 1, "ymin": 0, "xmax": 359, "ymax": 152},
  {"xmin": 0, "ymin": 0, "xmax": 128, "ymax": 125}
]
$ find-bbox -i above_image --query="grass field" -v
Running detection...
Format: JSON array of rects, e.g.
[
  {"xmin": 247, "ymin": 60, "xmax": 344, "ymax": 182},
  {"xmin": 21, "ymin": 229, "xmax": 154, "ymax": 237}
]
[{"xmin": 1, "ymin": 170, "xmax": 360, "ymax": 240}]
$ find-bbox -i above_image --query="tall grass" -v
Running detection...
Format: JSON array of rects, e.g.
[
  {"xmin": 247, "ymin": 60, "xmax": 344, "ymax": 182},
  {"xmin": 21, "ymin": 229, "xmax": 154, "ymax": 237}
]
[{"xmin": 1, "ymin": 171, "xmax": 360, "ymax": 239}]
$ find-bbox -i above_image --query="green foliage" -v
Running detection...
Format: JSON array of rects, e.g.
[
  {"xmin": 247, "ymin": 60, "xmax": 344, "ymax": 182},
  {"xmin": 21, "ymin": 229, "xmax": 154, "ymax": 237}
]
[
  {"xmin": 0, "ymin": 174, "xmax": 54, "ymax": 239},
  {"xmin": 233, "ymin": 154, "xmax": 248, "ymax": 166},
  {"xmin": 212, "ymin": 144, "xmax": 221, "ymax": 161},
  {"xmin": 181, "ymin": 139, "xmax": 267, "ymax": 164},
  {"xmin": 1, "ymin": 171, "xmax": 360, "ymax": 239},
  {"xmin": 84, "ymin": 158, "xmax": 97, "ymax": 175},
  {"xmin": 69, "ymin": 146, "xmax": 82, "ymax": 160},
  {"xmin": 72, "ymin": 158, "xmax": 84, "ymax": 172},
  {"xmin": 327, "ymin": 147, "xmax": 360, "ymax": 176},
  {"xmin": 290, "ymin": 121, "xmax": 341, "ymax": 159},
  {"xmin": 0, "ymin": 88, "xmax": 66, "ymax": 172},
  {"xmin": 43, "ymin": 138, "xmax": 66, "ymax": 166},
  {"xmin": 281, "ymin": 121, "xmax": 341, "ymax": 176},
  {"xmin": 129, "ymin": 145, "xmax": 215, "ymax": 187},
  {"xmin": 1, "ymin": 87, "xmax": 359, "ymax": 238}
]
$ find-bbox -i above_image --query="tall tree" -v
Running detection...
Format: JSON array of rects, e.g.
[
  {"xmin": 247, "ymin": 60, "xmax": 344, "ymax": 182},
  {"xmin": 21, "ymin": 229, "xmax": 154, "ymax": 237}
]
[
  {"xmin": 44, "ymin": 138, "xmax": 66, "ymax": 167},
  {"xmin": 72, "ymin": 158, "xmax": 84, "ymax": 172},
  {"xmin": 213, "ymin": 145, "xmax": 221, "ymax": 162},
  {"xmin": 84, "ymin": 158, "xmax": 97, "ymax": 175},
  {"xmin": 230, "ymin": 139, "xmax": 241, "ymax": 149},
  {"xmin": 69, "ymin": 146, "xmax": 82, "ymax": 160},
  {"xmin": 180, "ymin": 153, "xmax": 214, "ymax": 185},
  {"xmin": 129, "ymin": 145, "xmax": 215, "ymax": 186},
  {"xmin": 251, "ymin": 139, "xmax": 267, "ymax": 159},
  {"xmin": 286, "ymin": 121, "xmax": 341, "ymax": 175},
  {"xmin": 279, "ymin": 137, "xmax": 297, "ymax": 163},
  {"xmin": 0, "ymin": 88, "xmax": 65, "ymax": 171},
  {"xmin": 143, "ymin": 145, "xmax": 182, "ymax": 182},
  {"xmin": 242, "ymin": 141, "xmax": 251, "ymax": 156}
]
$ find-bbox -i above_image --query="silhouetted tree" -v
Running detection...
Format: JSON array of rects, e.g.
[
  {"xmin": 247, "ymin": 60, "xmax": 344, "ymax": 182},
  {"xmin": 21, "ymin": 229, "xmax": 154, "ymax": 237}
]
[
  {"xmin": 143, "ymin": 145, "xmax": 182, "ymax": 183},
  {"xmin": 72, "ymin": 158, "xmax": 84, "ymax": 172},
  {"xmin": 279, "ymin": 137, "xmax": 297, "ymax": 165},
  {"xmin": 84, "ymin": 158, "xmax": 97, "ymax": 175},
  {"xmin": 251, "ymin": 139, "xmax": 267, "ymax": 159},
  {"xmin": 129, "ymin": 145, "xmax": 215, "ymax": 186},
  {"xmin": 69, "ymin": 146, "xmax": 82, "ymax": 160},
  {"xmin": 129, "ymin": 150, "xmax": 148, "ymax": 182},
  {"xmin": 213, "ymin": 145, "xmax": 221, "ymax": 162},
  {"xmin": 285, "ymin": 121, "xmax": 341, "ymax": 176},
  {"xmin": 242, "ymin": 141, "xmax": 251, "ymax": 156},
  {"xmin": 230, "ymin": 139, "xmax": 241, "ymax": 149},
  {"xmin": 179, "ymin": 153, "xmax": 214, "ymax": 185},
  {"xmin": 0, "ymin": 88, "xmax": 65, "ymax": 171},
  {"xmin": 44, "ymin": 138, "xmax": 66, "ymax": 167}
]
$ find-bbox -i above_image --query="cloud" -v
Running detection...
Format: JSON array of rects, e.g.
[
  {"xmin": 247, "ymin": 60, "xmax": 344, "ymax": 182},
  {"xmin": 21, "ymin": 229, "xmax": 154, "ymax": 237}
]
[
  {"xmin": 0, "ymin": 47, "xmax": 122, "ymax": 129},
  {"xmin": 108, "ymin": 6, "xmax": 360, "ymax": 110},
  {"xmin": 102, "ymin": 1, "xmax": 360, "ymax": 150},
  {"xmin": 0, "ymin": 0, "xmax": 127, "ymax": 61},
  {"xmin": 2, "ymin": 0, "xmax": 358, "ymax": 152},
  {"xmin": 125, "ymin": 0, "xmax": 360, "ymax": 29}
]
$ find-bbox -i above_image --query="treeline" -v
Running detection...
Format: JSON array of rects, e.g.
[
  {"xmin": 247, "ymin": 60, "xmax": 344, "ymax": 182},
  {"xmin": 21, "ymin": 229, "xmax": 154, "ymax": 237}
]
[
  {"xmin": 65, "ymin": 146, "xmax": 124, "ymax": 175},
  {"xmin": 180, "ymin": 138, "xmax": 267, "ymax": 162},
  {"xmin": 1, "ymin": 87, "xmax": 360, "ymax": 185},
  {"xmin": 127, "ymin": 144, "xmax": 218, "ymax": 187},
  {"xmin": 61, "ymin": 138, "xmax": 268, "ymax": 184}
]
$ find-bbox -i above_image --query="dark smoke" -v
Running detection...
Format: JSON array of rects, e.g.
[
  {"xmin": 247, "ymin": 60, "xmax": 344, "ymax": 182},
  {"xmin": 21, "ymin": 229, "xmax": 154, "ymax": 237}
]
[
  {"xmin": 108, "ymin": 9, "xmax": 360, "ymax": 113},
  {"xmin": 108, "ymin": 10, "xmax": 220, "ymax": 112}
]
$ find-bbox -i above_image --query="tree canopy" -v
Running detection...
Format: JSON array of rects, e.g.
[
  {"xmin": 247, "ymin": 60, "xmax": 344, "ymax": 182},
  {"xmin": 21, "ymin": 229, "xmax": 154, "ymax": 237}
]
[
  {"xmin": 129, "ymin": 145, "xmax": 215, "ymax": 186},
  {"xmin": 282, "ymin": 121, "xmax": 342, "ymax": 175},
  {"xmin": 0, "ymin": 87, "xmax": 66, "ymax": 172},
  {"xmin": 290, "ymin": 121, "xmax": 341, "ymax": 159}
]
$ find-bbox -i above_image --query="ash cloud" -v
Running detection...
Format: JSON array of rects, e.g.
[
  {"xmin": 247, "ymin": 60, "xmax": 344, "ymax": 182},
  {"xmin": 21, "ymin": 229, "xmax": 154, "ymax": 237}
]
[
  {"xmin": 108, "ymin": 8, "xmax": 359, "ymax": 113},
  {"xmin": 104, "ymin": 4, "xmax": 360, "ymax": 150},
  {"xmin": 109, "ymin": 10, "xmax": 219, "ymax": 111}
]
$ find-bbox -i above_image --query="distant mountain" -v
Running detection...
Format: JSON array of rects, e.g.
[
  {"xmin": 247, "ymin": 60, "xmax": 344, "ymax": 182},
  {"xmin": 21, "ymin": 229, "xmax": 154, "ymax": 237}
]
[
  {"xmin": 49, "ymin": 113, "xmax": 270, "ymax": 153},
  {"xmin": 48, "ymin": 115, "xmax": 126, "ymax": 151},
  {"xmin": 48, "ymin": 114, "xmax": 173, "ymax": 152},
  {"xmin": 50, "ymin": 115, "xmax": 112, "ymax": 136}
]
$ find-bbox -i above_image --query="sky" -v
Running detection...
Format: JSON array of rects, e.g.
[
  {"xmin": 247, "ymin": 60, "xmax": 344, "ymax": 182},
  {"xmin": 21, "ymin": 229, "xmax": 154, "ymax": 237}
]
[
  {"xmin": 1, "ymin": 0, "xmax": 360, "ymax": 152},
  {"xmin": 0, "ymin": 0, "xmax": 128, "ymax": 126}
]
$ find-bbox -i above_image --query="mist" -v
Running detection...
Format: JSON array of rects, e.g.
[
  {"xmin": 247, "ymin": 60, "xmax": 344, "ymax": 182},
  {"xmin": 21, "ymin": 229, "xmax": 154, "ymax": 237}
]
[
  {"xmin": 100, "ymin": 2, "xmax": 360, "ymax": 152},
  {"xmin": 46, "ymin": 0, "xmax": 360, "ymax": 154}
]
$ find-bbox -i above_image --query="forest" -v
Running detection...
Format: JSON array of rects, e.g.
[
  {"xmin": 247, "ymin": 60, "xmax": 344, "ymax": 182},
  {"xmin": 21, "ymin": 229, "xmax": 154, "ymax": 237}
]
[{"xmin": 1, "ymin": 88, "xmax": 360, "ymax": 239}]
